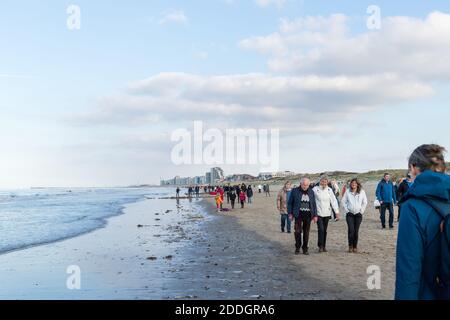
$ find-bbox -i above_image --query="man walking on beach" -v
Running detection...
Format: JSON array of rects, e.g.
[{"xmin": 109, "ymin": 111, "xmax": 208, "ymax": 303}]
[
  {"xmin": 225, "ymin": 184, "xmax": 231, "ymax": 204},
  {"xmin": 265, "ymin": 184, "xmax": 271, "ymax": 197},
  {"xmin": 288, "ymin": 178, "xmax": 317, "ymax": 255},
  {"xmin": 376, "ymin": 173, "xmax": 397, "ymax": 229},
  {"xmin": 230, "ymin": 191, "xmax": 236, "ymax": 210},
  {"xmin": 247, "ymin": 185, "xmax": 254, "ymax": 204},
  {"xmin": 277, "ymin": 181, "xmax": 292, "ymax": 233},
  {"xmin": 195, "ymin": 186, "xmax": 200, "ymax": 198}
]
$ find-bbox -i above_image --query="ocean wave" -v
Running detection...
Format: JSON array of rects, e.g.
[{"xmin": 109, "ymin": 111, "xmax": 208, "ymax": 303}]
[{"xmin": 0, "ymin": 187, "xmax": 170, "ymax": 255}]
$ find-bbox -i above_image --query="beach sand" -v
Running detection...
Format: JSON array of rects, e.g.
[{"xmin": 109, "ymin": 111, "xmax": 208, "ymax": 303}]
[
  {"xmin": 0, "ymin": 182, "xmax": 396, "ymax": 300},
  {"xmin": 202, "ymin": 181, "xmax": 397, "ymax": 300}
]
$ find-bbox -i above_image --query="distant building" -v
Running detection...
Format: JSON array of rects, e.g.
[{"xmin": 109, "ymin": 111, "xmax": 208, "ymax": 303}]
[
  {"xmin": 257, "ymin": 172, "xmax": 273, "ymax": 181},
  {"xmin": 258, "ymin": 171, "xmax": 296, "ymax": 180},
  {"xmin": 160, "ymin": 167, "xmax": 225, "ymax": 186},
  {"xmin": 274, "ymin": 171, "xmax": 296, "ymax": 178},
  {"xmin": 205, "ymin": 172, "xmax": 212, "ymax": 184},
  {"xmin": 211, "ymin": 167, "xmax": 224, "ymax": 183}
]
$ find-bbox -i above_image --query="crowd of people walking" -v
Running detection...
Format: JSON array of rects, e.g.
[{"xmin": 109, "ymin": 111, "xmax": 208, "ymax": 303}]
[
  {"xmin": 174, "ymin": 144, "xmax": 449, "ymax": 300},
  {"xmin": 279, "ymin": 144, "xmax": 449, "ymax": 300}
]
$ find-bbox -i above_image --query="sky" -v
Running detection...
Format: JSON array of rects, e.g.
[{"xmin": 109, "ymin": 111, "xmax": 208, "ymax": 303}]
[{"xmin": 1, "ymin": 0, "xmax": 449, "ymax": 188}]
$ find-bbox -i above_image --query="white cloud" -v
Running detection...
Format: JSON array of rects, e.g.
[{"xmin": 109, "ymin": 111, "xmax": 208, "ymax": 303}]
[
  {"xmin": 240, "ymin": 11, "xmax": 450, "ymax": 80},
  {"xmin": 158, "ymin": 9, "xmax": 188, "ymax": 25},
  {"xmin": 74, "ymin": 72, "xmax": 432, "ymax": 133},
  {"xmin": 254, "ymin": 0, "xmax": 287, "ymax": 8},
  {"xmin": 74, "ymin": 12, "xmax": 447, "ymax": 139}
]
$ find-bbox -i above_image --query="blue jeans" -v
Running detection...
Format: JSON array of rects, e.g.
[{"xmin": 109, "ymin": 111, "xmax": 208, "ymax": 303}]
[
  {"xmin": 281, "ymin": 213, "xmax": 291, "ymax": 232},
  {"xmin": 248, "ymin": 196, "xmax": 252, "ymax": 203},
  {"xmin": 380, "ymin": 203, "xmax": 394, "ymax": 228}
]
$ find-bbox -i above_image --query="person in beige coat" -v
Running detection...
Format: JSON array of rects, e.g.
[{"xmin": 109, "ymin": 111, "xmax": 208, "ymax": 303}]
[{"xmin": 277, "ymin": 181, "xmax": 292, "ymax": 233}]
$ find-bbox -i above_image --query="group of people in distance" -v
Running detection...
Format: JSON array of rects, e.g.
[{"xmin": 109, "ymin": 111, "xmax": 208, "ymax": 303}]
[
  {"xmin": 277, "ymin": 144, "xmax": 450, "ymax": 300},
  {"xmin": 213, "ymin": 184, "xmax": 255, "ymax": 212}
]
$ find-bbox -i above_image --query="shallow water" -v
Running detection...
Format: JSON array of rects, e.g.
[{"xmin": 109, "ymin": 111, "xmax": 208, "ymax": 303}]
[
  {"xmin": 0, "ymin": 187, "xmax": 172, "ymax": 255},
  {"xmin": 0, "ymin": 192, "xmax": 211, "ymax": 299}
]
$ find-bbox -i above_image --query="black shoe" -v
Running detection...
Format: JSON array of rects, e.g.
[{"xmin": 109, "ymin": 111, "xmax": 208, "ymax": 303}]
[
  {"xmin": 389, "ymin": 226, "xmax": 394, "ymax": 229},
  {"xmin": 287, "ymin": 230, "xmax": 291, "ymax": 234},
  {"xmin": 303, "ymin": 250, "xmax": 309, "ymax": 255},
  {"xmin": 281, "ymin": 229, "xmax": 285, "ymax": 233},
  {"xmin": 382, "ymin": 226, "xmax": 386, "ymax": 229},
  {"xmin": 295, "ymin": 249, "xmax": 300, "ymax": 255}
]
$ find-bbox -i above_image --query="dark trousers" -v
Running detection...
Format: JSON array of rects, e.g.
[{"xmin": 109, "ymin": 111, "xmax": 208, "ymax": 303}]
[
  {"xmin": 317, "ymin": 216, "xmax": 331, "ymax": 248},
  {"xmin": 230, "ymin": 199, "xmax": 235, "ymax": 209},
  {"xmin": 240, "ymin": 200, "xmax": 245, "ymax": 208},
  {"xmin": 346, "ymin": 213, "xmax": 363, "ymax": 248},
  {"xmin": 281, "ymin": 214, "xmax": 291, "ymax": 232},
  {"xmin": 295, "ymin": 213, "xmax": 312, "ymax": 251},
  {"xmin": 380, "ymin": 203, "xmax": 394, "ymax": 228},
  {"xmin": 227, "ymin": 194, "xmax": 230, "ymax": 203}
]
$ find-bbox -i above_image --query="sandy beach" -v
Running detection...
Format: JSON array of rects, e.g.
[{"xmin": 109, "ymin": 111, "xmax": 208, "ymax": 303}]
[
  {"xmin": 202, "ymin": 181, "xmax": 397, "ymax": 300},
  {"xmin": 0, "ymin": 182, "xmax": 396, "ymax": 300}
]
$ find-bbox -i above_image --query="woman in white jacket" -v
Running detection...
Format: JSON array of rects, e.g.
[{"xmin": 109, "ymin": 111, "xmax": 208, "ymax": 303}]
[
  {"xmin": 341, "ymin": 178, "xmax": 368, "ymax": 253},
  {"xmin": 312, "ymin": 176, "xmax": 340, "ymax": 253}
]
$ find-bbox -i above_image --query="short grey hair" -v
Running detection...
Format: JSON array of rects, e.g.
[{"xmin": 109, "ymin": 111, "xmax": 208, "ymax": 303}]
[{"xmin": 300, "ymin": 177, "xmax": 310, "ymax": 185}]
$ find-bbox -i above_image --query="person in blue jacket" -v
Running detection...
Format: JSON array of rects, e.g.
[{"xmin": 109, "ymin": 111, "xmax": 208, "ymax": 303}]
[
  {"xmin": 376, "ymin": 173, "xmax": 397, "ymax": 229},
  {"xmin": 395, "ymin": 144, "xmax": 449, "ymax": 300}
]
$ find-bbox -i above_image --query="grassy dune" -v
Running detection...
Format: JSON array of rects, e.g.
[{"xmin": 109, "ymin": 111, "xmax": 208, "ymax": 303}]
[{"xmin": 250, "ymin": 163, "xmax": 450, "ymax": 186}]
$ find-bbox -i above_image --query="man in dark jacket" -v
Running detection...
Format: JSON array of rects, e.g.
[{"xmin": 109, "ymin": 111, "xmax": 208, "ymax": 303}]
[
  {"xmin": 376, "ymin": 173, "xmax": 398, "ymax": 229},
  {"xmin": 288, "ymin": 177, "xmax": 318, "ymax": 255},
  {"xmin": 396, "ymin": 174, "xmax": 413, "ymax": 221},
  {"xmin": 229, "ymin": 191, "xmax": 237, "ymax": 210},
  {"xmin": 396, "ymin": 170, "xmax": 450, "ymax": 300},
  {"xmin": 246, "ymin": 185, "xmax": 254, "ymax": 204}
]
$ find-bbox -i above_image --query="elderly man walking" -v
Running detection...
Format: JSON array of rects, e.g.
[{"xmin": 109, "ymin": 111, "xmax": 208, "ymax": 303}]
[{"xmin": 288, "ymin": 178, "xmax": 318, "ymax": 255}]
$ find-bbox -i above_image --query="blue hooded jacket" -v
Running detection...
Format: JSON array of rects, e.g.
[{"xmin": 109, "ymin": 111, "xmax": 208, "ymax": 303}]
[
  {"xmin": 395, "ymin": 170, "xmax": 450, "ymax": 300},
  {"xmin": 376, "ymin": 179, "xmax": 397, "ymax": 204}
]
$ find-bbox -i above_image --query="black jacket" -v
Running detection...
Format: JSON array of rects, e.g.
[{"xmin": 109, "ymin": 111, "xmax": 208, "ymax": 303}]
[
  {"xmin": 287, "ymin": 187, "xmax": 317, "ymax": 218},
  {"xmin": 396, "ymin": 180, "xmax": 411, "ymax": 203}
]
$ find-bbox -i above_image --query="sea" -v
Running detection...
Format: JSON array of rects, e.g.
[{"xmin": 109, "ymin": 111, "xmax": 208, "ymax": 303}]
[{"xmin": 0, "ymin": 187, "xmax": 172, "ymax": 255}]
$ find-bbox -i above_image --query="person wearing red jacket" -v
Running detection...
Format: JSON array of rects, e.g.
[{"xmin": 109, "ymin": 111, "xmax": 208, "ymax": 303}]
[{"xmin": 239, "ymin": 191, "xmax": 246, "ymax": 208}]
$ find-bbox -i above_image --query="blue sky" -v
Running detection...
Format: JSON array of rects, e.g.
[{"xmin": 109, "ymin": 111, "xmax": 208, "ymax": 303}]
[{"xmin": 1, "ymin": 0, "xmax": 449, "ymax": 187}]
